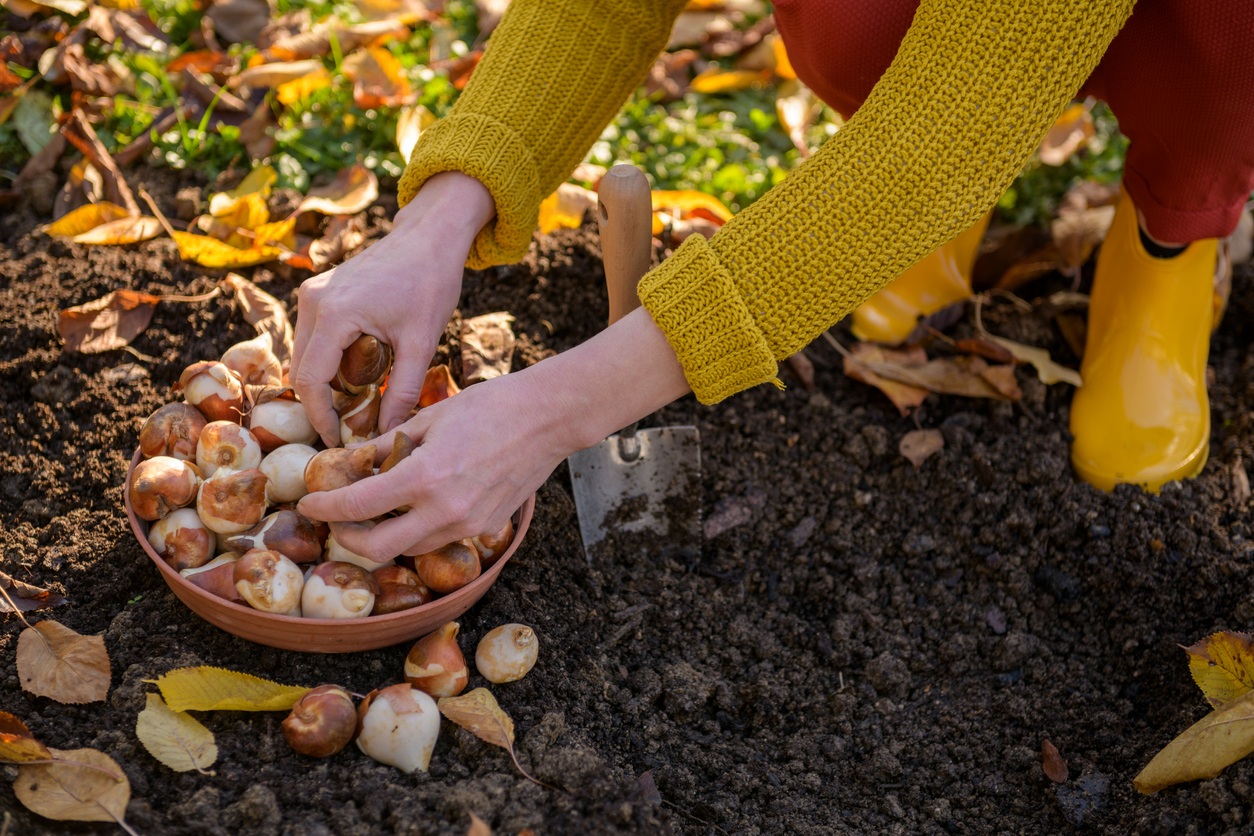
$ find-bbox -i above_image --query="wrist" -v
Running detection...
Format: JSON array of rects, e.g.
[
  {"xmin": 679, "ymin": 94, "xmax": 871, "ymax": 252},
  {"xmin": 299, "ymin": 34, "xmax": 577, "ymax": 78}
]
[{"xmin": 394, "ymin": 171, "xmax": 496, "ymax": 246}]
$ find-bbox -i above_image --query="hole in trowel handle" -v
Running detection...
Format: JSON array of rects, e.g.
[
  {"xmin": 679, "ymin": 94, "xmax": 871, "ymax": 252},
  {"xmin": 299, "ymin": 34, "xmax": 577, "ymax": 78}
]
[{"xmin": 615, "ymin": 421, "xmax": 641, "ymax": 462}]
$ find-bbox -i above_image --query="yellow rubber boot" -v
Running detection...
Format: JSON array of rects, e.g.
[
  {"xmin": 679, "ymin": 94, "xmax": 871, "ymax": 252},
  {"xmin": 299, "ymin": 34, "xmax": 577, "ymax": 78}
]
[
  {"xmin": 1069, "ymin": 189, "xmax": 1217, "ymax": 493},
  {"xmin": 851, "ymin": 211, "xmax": 992, "ymax": 344}
]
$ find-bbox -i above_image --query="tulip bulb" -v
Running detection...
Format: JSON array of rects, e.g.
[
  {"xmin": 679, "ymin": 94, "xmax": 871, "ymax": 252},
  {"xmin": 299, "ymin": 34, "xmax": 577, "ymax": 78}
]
[
  {"xmin": 403, "ymin": 622, "xmax": 468, "ymax": 698},
  {"xmin": 181, "ymin": 554, "xmax": 242, "ymax": 602},
  {"xmin": 337, "ymin": 335, "xmax": 392, "ymax": 395},
  {"xmin": 472, "ymin": 518, "xmax": 515, "ymax": 569},
  {"xmin": 414, "ymin": 542, "xmax": 480, "ymax": 594},
  {"xmin": 418, "ymin": 364, "xmax": 460, "ymax": 408},
  {"xmin": 130, "ymin": 456, "xmax": 200, "ymax": 521},
  {"xmin": 283, "ymin": 685, "xmax": 358, "ymax": 757},
  {"xmin": 223, "ymin": 509, "xmax": 322, "ymax": 563},
  {"xmin": 302, "ymin": 562, "xmax": 378, "ymax": 619},
  {"xmin": 325, "ymin": 524, "xmax": 395, "ymax": 570},
  {"xmin": 196, "ymin": 421, "xmax": 262, "ymax": 478},
  {"xmin": 148, "ymin": 508, "xmax": 214, "ymax": 571},
  {"xmin": 304, "ymin": 445, "xmax": 376, "ymax": 494},
  {"xmin": 372, "ymin": 565, "xmax": 432, "ymax": 615},
  {"xmin": 178, "ymin": 361, "xmax": 244, "ymax": 423},
  {"xmin": 379, "ymin": 432, "xmax": 415, "ymax": 474},
  {"xmin": 475, "ymin": 624, "xmax": 539, "ymax": 684},
  {"xmin": 338, "ymin": 384, "xmax": 381, "ymax": 446},
  {"xmin": 355, "ymin": 684, "xmax": 439, "ymax": 773},
  {"xmin": 197, "ymin": 467, "xmax": 269, "ymax": 534},
  {"xmin": 221, "ymin": 334, "xmax": 283, "ymax": 387},
  {"xmin": 139, "ymin": 403, "xmax": 207, "ymax": 461},
  {"xmin": 260, "ymin": 444, "xmax": 317, "ymax": 503},
  {"xmin": 248, "ymin": 399, "xmax": 318, "ymax": 451},
  {"xmin": 233, "ymin": 549, "xmax": 303, "ymax": 614}
]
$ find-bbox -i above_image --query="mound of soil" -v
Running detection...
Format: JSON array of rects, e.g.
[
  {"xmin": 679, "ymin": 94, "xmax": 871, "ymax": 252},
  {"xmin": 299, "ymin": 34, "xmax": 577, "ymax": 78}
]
[{"xmin": 3, "ymin": 169, "xmax": 1254, "ymax": 836}]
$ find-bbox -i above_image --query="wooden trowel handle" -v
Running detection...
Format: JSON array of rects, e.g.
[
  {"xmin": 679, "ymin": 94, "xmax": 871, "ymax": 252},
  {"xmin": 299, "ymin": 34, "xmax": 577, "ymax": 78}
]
[{"xmin": 597, "ymin": 165, "xmax": 653, "ymax": 326}]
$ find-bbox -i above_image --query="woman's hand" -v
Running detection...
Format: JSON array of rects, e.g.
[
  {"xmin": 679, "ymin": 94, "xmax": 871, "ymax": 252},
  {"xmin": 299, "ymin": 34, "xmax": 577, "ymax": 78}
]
[
  {"xmin": 297, "ymin": 307, "xmax": 692, "ymax": 559},
  {"xmin": 290, "ymin": 172, "xmax": 496, "ymax": 447}
]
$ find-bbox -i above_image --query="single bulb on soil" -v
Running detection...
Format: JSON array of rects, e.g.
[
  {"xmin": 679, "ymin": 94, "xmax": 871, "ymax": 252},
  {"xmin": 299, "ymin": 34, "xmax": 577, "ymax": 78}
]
[
  {"xmin": 355, "ymin": 683, "xmax": 439, "ymax": 773},
  {"xmin": 283, "ymin": 684, "xmax": 357, "ymax": 757},
  {"xmin": 476, "ymin": 623, "xmax": 538, "ymax": 684},
  {"xmin": 403, "ymin": 622, "xmax": 468, "ymax": 698}
]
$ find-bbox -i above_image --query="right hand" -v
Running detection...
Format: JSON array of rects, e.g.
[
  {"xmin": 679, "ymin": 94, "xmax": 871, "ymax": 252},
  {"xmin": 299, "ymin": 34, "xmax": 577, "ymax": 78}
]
[{"xmin": 290, "ymin": 171, "xmax": 496, "ymax": 446}]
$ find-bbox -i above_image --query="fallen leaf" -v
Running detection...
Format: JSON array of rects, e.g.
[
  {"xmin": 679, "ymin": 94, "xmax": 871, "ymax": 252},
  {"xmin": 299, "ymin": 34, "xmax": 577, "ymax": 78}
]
[
  {"xmin": 208, "ymin": 165, "xmax": 277, "ymax": 216},
  {"xmin": 1058, "ymin": 179, "xmax": 1120, "ymax": 215},
  {"xmin": 430, "ymin": 49, "xmax": 480, "ymax": 89},
  {"xmin": 899, "ymin": 429, "xmax": 943, "ymax": 468},
  {"xmin": 0, "ymin": 572, "xmax": 66, "ymax": 613},
  {"xmin": 467, "ymin": 813, "xmax": 492, "ymax": 836},
  {"xmin": 61, "ymin": 42, "xmax": 119, "ymax": 96},
  {"xmin": 650, "ymin": 190, "xmax": 732, "ymax": 225},
  {"xmin": 54, "ymin": 161, "xmax": 105, "ymax": 220},
  {"xmin": 239, "ymin": 104, "xmax": 275, "ymax": 160},
  {"xmin": 15, "ymin": 748, "xmax": 130, "ymax": 826},
  {"xmin": 1039, "ymin": 100, "xmax": 1095, "ymax": 166},
  {"xmin": 1185, "ymin": 632, "xmax": 1254, "ymax": 709},
  {"xmin": 233, "ymin": 59, "xmax": 326, "ymax": 89},
  {"xmin": 72, "ymin": 216, "xmax": 163, "ymax": 245},
  {"xmin": 355, "ymin": 0, "xmax": 437, "ymax": 24},
  {"xmin": 1051, "ymin": 205, "xmax": 1115, "ymax": 274},
  {"xmin": 0, "ymin": 712, "xmax": 53, "ymax": 763},
  {"xmin": 181, "ymin": 68, "xmax": 248, "ymax": 112},
  {"xmin": 645, "ymin": 49, "xmax": 697, "ymax": 101},
  {"xmin": 42, "ymin": 202, "xmax": 131, "ymax": 238},
  {"xmin": 0, "ymin": 62, "xmax": 21, "ymax": 94},
  {"xmin": 264, "ymin": 18, "xmax": 408, "ymax": 62},
  {"xmin": 841, "ymin": 341, "xmax": 1021, "ymax": 405},
  {"xmin": 17, "ymin": 620, "xmax": 111, "ymax": 704},
  {"xmin": 1234, "ymin": 457, "xmax": 1251, "ymax": 506},
  {"xmin": 439, "ymin": 686, "xmax": 514, "ymax": 748},
  {"xmin": 537, "ymin": 183, "xmax": 596, "ymax": 234},
  {"xmin": 87, "ymin": 7, "xmax": 169, "ymax": 53},
  {"xmin": 298, "ymin": 163, "xmax": 379, "ymax": 215},
  {"xmin": 984, "ymin": 335, "xmax": 1082, "ymax": 387},
  {"xmin": 207, "ymin": 0, "xmax": 271, "ymax": 44},
  {"xmin": 342, "ymin": 46, "xmax": 412, "ymax": 108},
  {"xmin": 689, "ymin": 66, "xmax": 768, "ymax": 94},
  {"xmin": 1134, "ymin": 689, "xmax": 1254, "ymax": 794},
  {"xmin": 1042, "ymin": 740, "xmax": 1068, "ymax": 783},
  {"xmin": 280, "ymin": 214, "xmax": 364, "ymax": 270},
  {"xmin": 276, "ymin": 68, "xmax": 331, "ymax": 105},
  {"xmin": 171, "ymin": 230, "xmax": 283, "ymax": 268},
  {"xmin": 58, "ymin": 289, "xmax": 160, "ymax": 354},
  {"xmin": 668, "ymin": 11, "xmax": 727, "ymax": 49},
  {"xmin": 461, "ymin": 311, "xmax": 514, "ymax": 384},
  {"xmin": 776, "ymin": 78, "xmax": 818, "ymax": 157},
  {"xmin": 3, "ymin": 0, "xmax": 87, "ymax": 16},
  {"xmin": 12, "ymin": 88, "xmax": 55, "ymax": 154},
  {"xmin": 135, "ymin": 693, "xmax": 218, "ymax": 774},
  {"xmin": 61, "ymin": 109, "xmax": 138, "ymax": 216},
  {"xmin": 148, "ymin": 665, "xmax": 309, "ymax": 712},
  {"xmin": 704, "ymin": 14, "xmax": 774, "ymax": 58},
  {"xmin": 13, "ymin": 131, "xmax": 64, "ymax": 191},
  {"xmin": 784, "ymin": 349, "xmax": 814, "ymax": 391},
  {"xmin": 221, "ymin": 273, "xmax": 294, "ymax": 364},
  {"xmin": 396, "ymin": 103, "xmax": 435, "ymax": 162},
  {"xmin": 954, "ymin": 338, "xmax": 1015, "ymax": 364},
  {"xmin": 167, "ymin": 49, "xmax": 232, "ymax": 75},
  {"xmin": 840, "ymin": 342, "xmax": 929, "ymax": 416}
]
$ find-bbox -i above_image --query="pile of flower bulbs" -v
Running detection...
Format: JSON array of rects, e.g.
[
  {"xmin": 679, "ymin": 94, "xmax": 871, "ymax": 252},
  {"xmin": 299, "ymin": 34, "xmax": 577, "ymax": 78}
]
[
  {"xmin": 128, "ymin": 332, "xmax": 513, "ymax": 619},
  {"xmin": 283, "ymin": 619, "xmax": 538, "ymax": 771}
]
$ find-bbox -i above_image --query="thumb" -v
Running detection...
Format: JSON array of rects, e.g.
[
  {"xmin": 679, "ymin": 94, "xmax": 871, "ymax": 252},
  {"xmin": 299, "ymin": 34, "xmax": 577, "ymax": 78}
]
[{"xmin": 378, "ymin": 345, "xmax": 429, "ymax": 434}]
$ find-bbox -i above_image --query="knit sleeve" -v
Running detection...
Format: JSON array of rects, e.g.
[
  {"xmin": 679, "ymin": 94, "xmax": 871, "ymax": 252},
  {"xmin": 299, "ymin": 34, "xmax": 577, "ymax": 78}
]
[
  {"xmin": 397, "ymin": 0, "xmax": 689, "ymax": 269},
  {"xmin": 638, "ymin": 0, "xmax": 1137, "ymax": 404}
]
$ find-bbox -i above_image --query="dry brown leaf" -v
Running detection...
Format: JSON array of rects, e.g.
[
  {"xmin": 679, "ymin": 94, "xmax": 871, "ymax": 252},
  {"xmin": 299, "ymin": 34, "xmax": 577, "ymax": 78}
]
[
  {"xmin": 843, "ymin": 342, "xmax": 1021, "ymax": 404},
  {"xmin": 645, "ymin": 50, "xmax": 697, "ymax": 101},
  {"xmin": 467, "ymin": 812, "xmax": 492, "ymax": 836},
  {"xmin": 0, "ymin": 571, "xmax": 66, "ymax": 613},
  {"xmin": 1039, "ymin": 101, "xmax": 1095, "ymax": 167},
  {"xmin": 1135, "ymin": 689, "xmax": 1254, "ymax": 794},
  {"xmin": 537, "ymin": 183, "xmax": 596, "ymax": 235},
  {"xmin": 0, "ymin": 711, "xmax": 53, "ymax": 763},
  {"xmin": 17, "ymin": 620, "xmax": 110, "ymax": 704},
  {"xmin": 668, "ymin": 11, "xmax": 727, "ymax": 49},
  {"xmin": 61, "ymin": 109, "xmax": 138, "ymax": 216},
  {"xmin": 148, "ymin": 665, "xmax": 309, "ymax": 712},
  {"xmin": 239, "ymin": 104, "xmax": 276, "ymax": 160},
  {"xmin": 280, "ymin": 214, "xmax": 365, "ymax": 270},
  {"xmin": 342, "ymin": 46, "xmax": 412, "ymax": 108},
  {"xmin": 298, "ymin": 163, "xmax": 379, "ymax": 215},
  {"xmin": 264, "ymin": 18, "xmax": 408, "ymax": 61},
  {"xmin": 135, "ymin": 693, "xmax": 218, "ymax": 774},
  {"xmin": 167, "ymin": 49, "xmax": 232, "ymax": 75},
  {"xmin": 984, "ymin": 335, "xmax": 1082, "ymax": 387},
  {"xmin": 234, "ymin": 58, "xmax": 325, "ymax": 89},
  {"xmin": 42, "ymin": 201, "xmax": 131, "ymax": 238},
  {"xmin": 899, "ymin": 429, "xmax": 943, "ymax": 468},
  {"xmin": 1051, "ymin": 205, "xmax": 1115, "ymax": 274},
  {"xmin": 181, "ymin": 68, "xmax": 248, "ymax": 112},
  {"xmin": 461, "ymin": 312, "xmax": 515, "ymax": 384},
  {"xmin": 840, "ymin": 343, "xmax": 929, "ymax": 416},
  {"xmin": 72, "ymin": 216, "xmax": 163, "ymax": 245},
  {"xmin": 61, "ymin": 42, "xmax": 120, "ymax": 96},
  {"xmin": 784, "ymin": 349, "xmax": 814, "ymax": 391},
  {"xmin": 15, "ymin": 747, "xmax": 131, "ymax": 829},
  {"xmin": 438, "ymin": 688, "xmax": 514, "ymax": 749},
  {"xmin": 221, "ymin": 273, "xmax": 294, "ymax": 364},
  {"xmin": 1185, "ymin": 632, "xmax": 1254, "ymax": 709},
  {"xmin": 1042, "ymin": 740, "xmax": 1068, "ymax": 783},
  {"xmin": 396, "ymin": 103, "xmax": 435, "ymax": 163},
  {"xmin": 207, "ymin": 0, "xmax": 271, "ymax": 44},
  {"xmin": 954, "ymin": 338, "xmax": 1015, "ymax": 364},
  {"xmin": 58, "ymin": 289, "xmax": 160, "ymax": 354}
]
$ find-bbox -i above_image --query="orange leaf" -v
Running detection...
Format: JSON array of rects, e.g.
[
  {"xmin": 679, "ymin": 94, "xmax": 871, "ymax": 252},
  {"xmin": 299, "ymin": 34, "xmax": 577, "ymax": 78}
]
[
  {"xmin": 167, "ymin": 50, "xmax": 230, "ymax": 75},
  {"xmin": 538, "ymin": 183, "xmax": 596, "ymax": 234},
  {"xmin": 234, "ymin": 59, "xmax": 325, "ymax": 89},
  {"xmin": 1039, "ymin": 101, "xmax": 1095, "ymax": 166},
  {"xmin": 276, "ymin": 68, "xmax": 331, "ymax": 105},
  {"xmin": 341, "ymin": 46, "xmax": 412, "ymax": 108},
  {"xmin": 58, "ymin": 289, "xmax": 160, "ymax": 353},
  {"xmin": 650, "ymin": 190, "xmax": 732, "ymax": 224},
  {"xmin": 0, "ymin": 712, "xmax": 53, "ymax": 763},
  {"xmin": 689, "ymin": 67, "xmax": 770, "ymax": 94}
]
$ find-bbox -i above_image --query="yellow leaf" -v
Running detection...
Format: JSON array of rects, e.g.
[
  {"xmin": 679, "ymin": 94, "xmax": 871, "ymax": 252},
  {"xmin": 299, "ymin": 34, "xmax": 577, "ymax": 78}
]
[
  {"xmin": 1135, "ymin": 689, "xmax": 1254, "ymax": 794},
  {"xmin": 170, "ymin": 231, "xmax": 283, "ymax": 268},
  {"xmin": 984, "ymin": 335, "xmax": 1082, "ymax": 387},
  {"xmin": 42, "ymin": 202, "xmax": 131, "ymax": 238},
  {"xmin": 438, "ymin": 688, "xmax": 514, "ymax": 751},
  {"xmin": 148, "ymin": 666, "xmax": 309, "ymax": 712},
  {"xmin": 298, "ymin": 163, "xmax": 379, "ymax": 215},
  {"xmin": 1039, "ymin": 101, "xmax": 1096, "ymax": 167},
  {"xmin": 395, "ymin": 103, "xmax": 435, "ymax": 163},
  {"xmin": 208, "ymin": 165, "xmax": 277, "ymax": 216},
  {"xmin": 1186, "ymin": 632, "xmax": 1254, "ymax": 709},
  {"xmin": 650, "ymin": 190, "xmax": 732, "ymax": 224},
  {"xmin": 15, "ymin": 748, "xmax": 129, "ymax": 825},
  {"xmin": 135, "ymin": 694, "xmax": 218, "ymax": 774},
  {"xmin": 537, "ymin": 183, "xmax": 597, "ymax": 235},
  {"xmin": 276, "ymin": 68, "xmax": 331, "ymax": 105},
  {"xmin": 772, "ymin": 35, "xmax": 795, "ymax": 79},
  {"xmin": 252, "ymin": 217, "xmax": 297, "ymax": 249},
  {"xmin": 234, "ymin": 59, "xmax": 327, "ymax": 89},
  {"xmin": 71, "ymin": 216, "xmax": 163, "ymax": 245},
  {"xmin": 17, "ymin": 621, "xmax": 111, "ymax": 704},
  {"xmin": 212, "ymin": 192, "xmax": 271, "ymax": 231},
  {"xmin": 0, "ymin": 712, "xmax": 53, "ymax": 763},
  {"xmin": 689, "ymin": 67, "xmax": 769, "ymax": 94}
]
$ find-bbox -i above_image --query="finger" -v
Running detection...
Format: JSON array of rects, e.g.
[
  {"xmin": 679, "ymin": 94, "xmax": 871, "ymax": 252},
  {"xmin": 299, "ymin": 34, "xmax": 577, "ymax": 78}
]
[
  {"xmin": 290, "ymin": 276, "xmax": 326, "ymax": 387},
  {"xmin": 349, "ymin": 409, "xmax": 436, "ymax": 466},
  {"xmin": 339, "ymin": 510, "xmax": 462, "ymax": 562},
  {"xmin": 378, "ymin": 341, "xmax": 430, "ymax": 434},
  {"xmin": 297, "ymin": 464, "xmax": 411, "ymax": 523},
  {"xmin": 326, "ymin": 521, "xmax": 403, "ymax": 564},
  {"xmin": 292, "ymin": 319, "xmax": 363, "ymax": 447}
]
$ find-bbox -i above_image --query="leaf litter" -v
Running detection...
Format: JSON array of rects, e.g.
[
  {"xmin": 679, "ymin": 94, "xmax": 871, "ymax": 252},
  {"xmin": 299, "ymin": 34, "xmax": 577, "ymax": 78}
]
[{"xmin": 135, "ymin": 693, "xmax": 218, "ymax": 774}]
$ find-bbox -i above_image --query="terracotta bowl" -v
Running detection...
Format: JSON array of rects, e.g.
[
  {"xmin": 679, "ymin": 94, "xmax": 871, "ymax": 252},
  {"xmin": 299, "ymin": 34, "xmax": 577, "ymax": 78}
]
[{"xmin": 124, "ymin": 449, "xmax": 534, "ymax": 653}]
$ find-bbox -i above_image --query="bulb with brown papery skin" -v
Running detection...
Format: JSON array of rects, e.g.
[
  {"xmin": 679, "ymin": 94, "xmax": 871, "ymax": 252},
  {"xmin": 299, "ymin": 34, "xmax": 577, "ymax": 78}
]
[
  {"xmin": 233, "ymin": 549, "xmax": 303, "ymax": 614},
  {"xmin": 418, "ymin": 364, "xmax": 460, "ymax": 408},
  {"xmin": 475, "ymin": 623, "xmax": 539, "ymax": 684},
  {"xmin": 130, "ymin": 456, "xmax": 201, "ymax": 521},
  {"xmin": 325, "ymin": 523, "xmax": 395, "ymax": 570},
  {"xmin": 178, "ymin": 361, "xmax": 244, "ymax": 423},
  {"xmin": 283, "ymin": 685, "xmax": 358, "ymax": 757},
  {"xmin": 260, "ymin": 444, "xmax": 317, "ymax": 503},
  {"xmin": 337, "ymin": 335, "xmax": 392, "ymax": 395},
  {"xmin": 302, "ymin": 561, "xmax": 379, "ymax": 619},
  {"xmin": 148, "ymin": 508, "xmax": 214, "ymax": 571},
  {"xmin": 221, "ymin": 334, "xmax": 283, "ymax": 387},
  {"xmin": 197, "ymin": 467, "xmax": 269, "ymax": 535},
  {"xmin": 181, "ymin": 553, "xmax": 242, "ymax": 601},
  {"xmin": 249, "ymin": 399, "xmax": 318, "ymax": 451},
  {"xmin": 139, "ymin": 403, "xmax": 207, "ymax": 461},
  {"xmin": 472, "ymin": 518, "xmax": 514, "ymax": 569},
  {"xmin": 196, "ymin": 421, "xmax": 262, "ymax": 478},
  {"xmin": 338, "ymin": 384, "xmax": 381, "ymax": 446},
  {"xmin": 223, "ymin": 509, "xmax": 322, "ymax": 563},
  {"xmin": 379, "ymin": 432, "xmax": 415, "ymax": 474},
  {"xmin": 355, "ymin": 684, "xmax": 439, "ymax": 773},
  {"xmin": 372, "ymin": 565, "xmax": 432, "ymax": 615},
  {"xmin": 403, "ymin": 622, "xmax": 468, "ymax": 698},
  {"xmin": 413, "ymin": 542, "xmax": 481, "ymax": 594},
  {"xmin": 303, "ymin": 445, "xmax": 376, "ymax": 493}
]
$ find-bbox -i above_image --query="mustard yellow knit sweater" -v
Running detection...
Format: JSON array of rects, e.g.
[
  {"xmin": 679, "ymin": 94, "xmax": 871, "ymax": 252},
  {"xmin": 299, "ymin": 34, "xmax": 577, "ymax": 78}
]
[{"xmin": 399, "ymin": 0, "xmax": 1137, "ymax": 404}]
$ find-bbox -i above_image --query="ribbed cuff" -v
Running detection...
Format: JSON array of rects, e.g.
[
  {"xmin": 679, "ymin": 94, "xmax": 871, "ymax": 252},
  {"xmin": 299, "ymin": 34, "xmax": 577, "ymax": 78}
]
[
  {"xmin": 397, "ymin": 113, "xmax": 541, "ymax": 269},
  {"xmin": 638, "ymin": 235, "xmax": 779, "ymax": 404}
]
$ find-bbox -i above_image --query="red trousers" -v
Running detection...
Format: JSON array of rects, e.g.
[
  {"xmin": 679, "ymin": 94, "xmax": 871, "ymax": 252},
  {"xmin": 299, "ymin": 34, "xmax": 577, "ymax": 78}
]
[{"xmin": 774, "ymin": 0, "xmax": 1254, "ymax": 242}]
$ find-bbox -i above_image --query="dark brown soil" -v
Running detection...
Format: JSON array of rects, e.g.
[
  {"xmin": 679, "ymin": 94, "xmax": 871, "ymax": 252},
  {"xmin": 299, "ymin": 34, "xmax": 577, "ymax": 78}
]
[{"xmin": 3, "ymin": 169, "xmax": 1254, "ymax": 836}]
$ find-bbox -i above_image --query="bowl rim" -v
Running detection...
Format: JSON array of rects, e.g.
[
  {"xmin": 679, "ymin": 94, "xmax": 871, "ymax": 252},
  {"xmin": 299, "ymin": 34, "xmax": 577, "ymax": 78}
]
[{"xmin": 125, "ymin": 447, "xmax": 533, "ymax": 627}]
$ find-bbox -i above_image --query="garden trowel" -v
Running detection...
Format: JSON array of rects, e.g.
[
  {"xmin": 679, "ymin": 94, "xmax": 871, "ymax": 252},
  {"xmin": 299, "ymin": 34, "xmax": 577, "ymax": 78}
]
[{"xmin": 568, "ymin": 165, "xmax": 702, "ymax": 559}]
